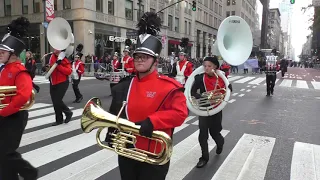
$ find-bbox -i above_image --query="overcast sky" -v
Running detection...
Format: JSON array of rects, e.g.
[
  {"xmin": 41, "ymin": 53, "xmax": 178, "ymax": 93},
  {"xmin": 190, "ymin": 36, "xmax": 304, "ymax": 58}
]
[{"xmin": 270, "ymin": 0, "xmax": 313, "ymax": 60}]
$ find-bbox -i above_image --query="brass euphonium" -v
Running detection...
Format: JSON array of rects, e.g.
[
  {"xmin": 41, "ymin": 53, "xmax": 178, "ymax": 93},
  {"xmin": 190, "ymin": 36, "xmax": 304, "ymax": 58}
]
[
  {"xmin": 0, "ymin": 86, "xmax": 35, "ymax": 110},
  {"xmin": 80, "ymin": 97, "xmax": 173, "ymax": 165}
]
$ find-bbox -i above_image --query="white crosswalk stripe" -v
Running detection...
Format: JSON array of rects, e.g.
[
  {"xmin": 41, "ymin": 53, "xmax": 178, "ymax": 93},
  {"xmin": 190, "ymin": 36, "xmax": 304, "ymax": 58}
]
[
  {"xmin": 226, "ymin": 75, "xmax": 320, "ymax": 90},
  {"xmin": 14, "ymin": 103, "xmax": 320, "ymax": 179},
  {"xmin": 33, "ymin": 76, "xmax": 96, "ymax": 84}
]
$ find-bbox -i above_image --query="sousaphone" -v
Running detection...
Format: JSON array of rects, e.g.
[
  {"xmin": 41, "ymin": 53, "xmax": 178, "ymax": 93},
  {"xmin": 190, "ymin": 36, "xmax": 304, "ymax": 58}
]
[{"xmin": 184, "ymin": 16, "xmax": 253, "ymax": 116}]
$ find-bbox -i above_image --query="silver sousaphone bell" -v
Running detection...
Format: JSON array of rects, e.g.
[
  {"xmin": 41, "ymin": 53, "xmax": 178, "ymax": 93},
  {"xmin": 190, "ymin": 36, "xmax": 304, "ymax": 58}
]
[{"xmin": 45, "ymin": 17, "xmax": 74, "ymax": 79}]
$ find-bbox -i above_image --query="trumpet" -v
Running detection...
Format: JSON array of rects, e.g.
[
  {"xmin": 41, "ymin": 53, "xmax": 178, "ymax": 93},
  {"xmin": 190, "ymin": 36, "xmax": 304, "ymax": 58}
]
[
  {"xmin": 81, "ymin": 97, "xmax": 172, "ymax": 165},
  {"xmin": 0, "ymin": 86, "xmax": 35, "ymax": 110}
]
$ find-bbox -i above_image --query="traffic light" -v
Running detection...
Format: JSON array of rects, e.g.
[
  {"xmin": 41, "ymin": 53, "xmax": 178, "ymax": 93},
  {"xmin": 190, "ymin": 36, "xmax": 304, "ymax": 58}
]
[
  {"xmin": 192, "ymin": 1, "xmax": 196, "ymax": 11},
  {"xmin": 290, "ymin": 0, "xmax": 295, "ymax": 4}
]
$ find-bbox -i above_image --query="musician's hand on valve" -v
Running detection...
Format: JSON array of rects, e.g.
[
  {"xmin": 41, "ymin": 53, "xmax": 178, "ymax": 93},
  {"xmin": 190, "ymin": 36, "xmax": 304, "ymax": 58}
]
[
  {"xmin": 135, "ymin": 118, "xmax": 154, "ymax": 138},
  {"xmin": 105, "ymin": 127, "xmax": 118, "ymax": 148}
]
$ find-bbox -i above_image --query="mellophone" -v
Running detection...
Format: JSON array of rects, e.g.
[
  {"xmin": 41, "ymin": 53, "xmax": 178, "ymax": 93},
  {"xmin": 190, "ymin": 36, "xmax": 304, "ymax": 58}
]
[{"xmin": 80, "ymin": 16, "xmax": 254, "ymax": 165}]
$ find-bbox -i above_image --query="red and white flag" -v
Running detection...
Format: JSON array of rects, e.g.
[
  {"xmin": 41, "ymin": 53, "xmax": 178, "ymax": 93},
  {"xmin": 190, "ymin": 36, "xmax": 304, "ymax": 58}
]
[{"xmin": 46, "ymin": 0, "xmax": 55, "ymax": 22}]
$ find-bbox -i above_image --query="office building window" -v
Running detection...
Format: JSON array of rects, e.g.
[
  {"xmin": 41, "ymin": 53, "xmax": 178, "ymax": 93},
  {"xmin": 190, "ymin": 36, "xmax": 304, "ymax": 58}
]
[
  {"xmin": 219, "ymin": 5, "xmax": 222, "ymax": 15},
  {"xmin": 33, "ymin": 0, "xmax": 41, "ymax": 13},
  {"xmin": 125, "ymin": 0, "xmax": 133, "ymax": 20},
  {"xmin": 189, "ymin": 22, "xmax": 191, "ymax": 35},
  {"xmin": 96, "ymin": 0, "xmax": 102, "ymax": 12},
  {"xmin": 168, "ymin": 15, "xmax": 173, "ymax": 31},
  {"xmin": 4, "ymin": 0, "xmax": 11, "ymax": 16},
  {"xmin": 54, "ymin": 0, "xmax": 57, "ymax": 10},
  {"xmin": 108, "ymin": 0, "xmax": 114, "ymax": 15},
  {"xmin": 185, "ymin": 21, "xmax": 187, "ymax": 34},
  {"xmin": 22, "ymin": 0, "xmax": 28, "ymax": 14},
  {"xmin": 214, "ymin": 2, "xmax": 218, "ymax": 13},
  {"xmin": 231, "ymin": 11, "xmax": 235, "ymax": 15},
  {"xmin": 226, "ymin": 11, "xmax": 230, "ymax": 17},
  {"xmin": 63, "ymin": 0, "xmax": 71, "ymax": 9},
  {"xmin": 232, "ymin": 0, "xmax": 236, "ymax": 5},
  {"xmin": 227, "ymin": 0, "xmax": 230, "ymax": 6},
  {"xmin": 137, "ymin": 3, "xmax": 144, "ymax": 20},
  {"xmin": 174, "ymin": 18, "xmax": 180, "ymax": 32}
]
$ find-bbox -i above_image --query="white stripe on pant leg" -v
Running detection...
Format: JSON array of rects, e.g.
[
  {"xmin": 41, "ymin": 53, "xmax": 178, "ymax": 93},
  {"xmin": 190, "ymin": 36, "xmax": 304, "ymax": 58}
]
[
  {"xmin": 166, "ymin": 130, "xmax": 229, "ymax": 180},
  {"xmin": 211, "ymin": 133, "xmax": 276, "ymax": 180},
  {"xmin": 290, "ymin": 142, "xmax": 320, "ymax": 180}
]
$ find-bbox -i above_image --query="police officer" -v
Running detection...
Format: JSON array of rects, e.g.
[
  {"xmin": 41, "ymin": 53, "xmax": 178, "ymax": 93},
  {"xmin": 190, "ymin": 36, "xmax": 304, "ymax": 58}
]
[{"xmin": 0, "ymin": 17, "xmax": 38, "ymax": 180}]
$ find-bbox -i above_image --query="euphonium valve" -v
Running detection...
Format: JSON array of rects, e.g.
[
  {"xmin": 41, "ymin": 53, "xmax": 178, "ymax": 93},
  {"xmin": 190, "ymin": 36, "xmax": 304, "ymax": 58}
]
[
  {"xmin": 81, "ymin": 97, "xmax": 173, "ymax": 165},
  {"xmin": 0, "ymin": 86, "xmax": 35, "ymax": 110}
]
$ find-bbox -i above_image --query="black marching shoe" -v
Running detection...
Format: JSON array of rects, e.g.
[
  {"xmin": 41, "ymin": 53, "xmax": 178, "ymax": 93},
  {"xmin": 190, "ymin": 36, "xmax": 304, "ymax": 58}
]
[
  {"xmin": 51, "ymin": 122, "xmax": 63, "ymax": 126},
  {"xmin": 266, "ymin": 92, "xmax": 270, "ymax": 96},
  {"xmin": 271, "ymin": 89, "xmax": 274, "ymax": 95},
  {"xmin": 64, "ymin": 111, "xmax": 73, "ymax": 124},
  {"xmin": 196, "ymin": 157, "xmax": 208, "ymax": 168},
  {"xmin": 34, "ymin": 86, "xmax": 40, "ymax": 93},
  {"xmin": 216, "ymin": 137, "xmax": 225, "ymax": 155}
]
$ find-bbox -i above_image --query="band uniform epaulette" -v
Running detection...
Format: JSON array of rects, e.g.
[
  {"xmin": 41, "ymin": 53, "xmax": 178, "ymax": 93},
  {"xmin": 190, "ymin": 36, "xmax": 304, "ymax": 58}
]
[{"xmin": 158, "ymin": 74, "xmax": 184, "ymax": 89}]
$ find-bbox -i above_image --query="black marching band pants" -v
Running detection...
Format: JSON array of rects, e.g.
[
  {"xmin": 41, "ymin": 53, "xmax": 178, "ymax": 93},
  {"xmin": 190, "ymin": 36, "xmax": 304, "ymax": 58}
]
[
  {"xmin": 266, "ymin": 74, "xmax": 276, "ymax": 94},
  {"xmin": 198, "ymin": 111, "xmax": 224, "ymax": 161},
  {"xmin": 72, "ymin": 76, "xmax": 82, "ymax": 99},
  {"xmin": 0, "ymin": 111, "xmax": 37, "ymax": 180},
  {"xmin": 118, "ymin": 156, "xmax": 170, "ymax": 180},
  {"xmin": 50, "ymin": 80, "xmax": 72, "ymax": 123}
]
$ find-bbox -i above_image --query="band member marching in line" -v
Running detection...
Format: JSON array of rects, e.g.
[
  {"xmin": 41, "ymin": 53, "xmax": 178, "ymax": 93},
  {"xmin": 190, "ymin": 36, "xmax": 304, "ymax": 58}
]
[
  {"xmin": 109, "ymin": 52, "xmax": 121, "ymax": 90},
  {"xmin": 123, "ymin": 46, "xmax": 135, "ymax": 75},
  {"xmin": 71, "ymin": 53, "xmax": 84, "ymax": 103},
  {"xmin": 191, "ymin": 56, "xmax": 233, "ymax": 168},
  {"xmin": 0, "ymin": 17, "xmax": 38, "ymax": 180},
  {"xmin": 220, "ymin": 61, "xmax": 231, "ymax": 78},
  {"xmin": 265, "ymin": 49, "xmax": 277, "ymax": 96},
  {"xmin": 47, "ymin": 49, "xmax": 73, "ymax": 126},
  {"xmin": 105, "ymin": 12, "xmax": 188, "ymax": 180},
  {"xmin": 25, "ymin": 51, "xmax": 40, "ymax": 93},
  {"xmin": 170, "ymin": 50, "xmax": 193, "ymax": 86}
]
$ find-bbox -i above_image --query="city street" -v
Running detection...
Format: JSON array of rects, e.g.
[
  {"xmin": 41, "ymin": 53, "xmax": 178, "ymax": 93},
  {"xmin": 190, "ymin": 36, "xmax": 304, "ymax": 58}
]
[{"xmin": 20, "ymin": 67, "xmax": 320, "ymax": 180}]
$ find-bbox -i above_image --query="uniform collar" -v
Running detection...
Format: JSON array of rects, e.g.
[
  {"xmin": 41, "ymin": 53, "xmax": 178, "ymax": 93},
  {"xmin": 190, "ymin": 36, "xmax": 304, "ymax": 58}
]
[
  {"xmin": 137, "ymin": 70, "xmax": 158, "ymax": 82},
  {"xmin": 4, "ymin": 60, "xmax": 21, "ymax": 67}
]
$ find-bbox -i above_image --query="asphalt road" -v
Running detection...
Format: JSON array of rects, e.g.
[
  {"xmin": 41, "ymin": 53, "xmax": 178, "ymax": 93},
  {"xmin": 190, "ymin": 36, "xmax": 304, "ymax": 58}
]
[{"xmin": 19, "ymin": 67, "xmax": 320, "ymax": 180}]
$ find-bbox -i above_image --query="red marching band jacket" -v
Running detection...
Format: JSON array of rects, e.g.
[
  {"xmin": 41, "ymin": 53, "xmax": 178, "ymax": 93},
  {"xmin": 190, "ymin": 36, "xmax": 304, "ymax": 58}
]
[
  {"xmin": 220, "ymin": 63, "xmax": 231, "ymax": 78},
  {"xmin": 123, "ymin": 55, "xmax": 135, "ymax": 74},
  {"xmin": 112, "ymin": 59, "xmax": 120, "ymax": 72},
  {"xmin": 177, "ymin": 59, "xmax": 193, "ymax": 78},
  {"xmin": 126, "ymin": 71, "xmax": 188, "ymax": 153},
  {"xmin": 49, "ymin": 54, "xmax": 72, "ymax": 85},
  {"xmin": 72, "ymin": 59, "xmax": 85, "ymax": 78},
  {"xmin": 0, "ymin": 61, "xmax": 33, "ymax": 117}
]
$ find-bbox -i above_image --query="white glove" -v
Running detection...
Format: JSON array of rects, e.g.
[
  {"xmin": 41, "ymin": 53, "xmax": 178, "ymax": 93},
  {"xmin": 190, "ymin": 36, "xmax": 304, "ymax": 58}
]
[{"xmin": 58, "ymin": 51, "xmax": 66, "ymax": 60}]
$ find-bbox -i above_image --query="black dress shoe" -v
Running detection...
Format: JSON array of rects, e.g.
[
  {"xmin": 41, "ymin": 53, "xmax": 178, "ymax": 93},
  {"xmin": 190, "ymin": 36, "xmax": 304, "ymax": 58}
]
[
  {"xmin": 64, "ymin": 111, "xmax": 73, "ymax": 123},
  {"xmin": 52, "ymin": 122, "xmax": 63, "ymax": 126},
  {"xmin": 34, "ymin": 86, "xmax": 40, "ymax": 93},
  {"xmin": 76, "ymin": 96, "xmax": 83, "ymax": 103},
  {"xmin": 216, "ymin": 136, "xmax": 224, "ymax": 154},
  {"xmin": 196, "ymin": 158, "xmax": 208, "ymax": 168}
]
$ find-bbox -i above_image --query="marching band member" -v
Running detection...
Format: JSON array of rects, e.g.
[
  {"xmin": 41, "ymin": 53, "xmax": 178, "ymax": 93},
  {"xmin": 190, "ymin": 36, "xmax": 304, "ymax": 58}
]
[
  {"xmin": 191, "ymin": 56, "xmax": 232, "ymax": 168},
  {"xmin": 105, "ymin": 12, "xmax": 188, "ymax": 180},
  {"xmin": 25, "ymin": 51, "xmax": 40, "ymax": 93},
  {"xmin": 170, "ymin": 51, "xmax": 193, "ymax": 85},
  {"xmin": 0, "ymin": 17, "xmax": 38, "ymax": 180},
  {"xmin": 109, "ymin": 52, "xmax": 121, "ymax": 90},
  {"xmin": 265, "ymin": 49, "xmax": 277, "ymax": 96},
  {"xmin": 220, "ymin": 61, "xmax": 231, "ymax": 78},
  {"xmin": 48, "ymin": 49, "xmax": 73, "ymax": 126},
  {"xmin": 123, "ymin": 46, "xmax": 135, "ymax": 75},
  {"xmin": 71, "ymin": 53, "xmax": 84, "ymax": 103}
]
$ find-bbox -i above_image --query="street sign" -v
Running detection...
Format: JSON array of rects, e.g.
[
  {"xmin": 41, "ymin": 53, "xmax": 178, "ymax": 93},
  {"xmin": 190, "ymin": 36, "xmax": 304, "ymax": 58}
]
[{"xmin": 313, "ymin": 0, "xmax": 320, "ymax": 7}]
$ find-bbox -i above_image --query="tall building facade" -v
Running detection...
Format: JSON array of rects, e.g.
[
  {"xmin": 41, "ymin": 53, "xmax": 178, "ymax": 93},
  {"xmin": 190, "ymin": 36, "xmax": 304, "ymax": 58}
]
[
  {"xmin": 268, "ymin": 8, "xmax": 282, "ymax": 53},
  {"xmin": 0, "ymin": 0, "xmax": 224, "ymax": 59},
  {"xmin": 225, "ymin": 0, "xmax": 257, "ymax": 44}
]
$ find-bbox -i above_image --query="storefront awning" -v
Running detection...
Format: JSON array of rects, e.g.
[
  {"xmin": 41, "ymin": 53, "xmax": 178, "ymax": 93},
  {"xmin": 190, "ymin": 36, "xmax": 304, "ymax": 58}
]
[{"xmin": 168, "ymin": 40, "xmax": 193, "ymax": 46}]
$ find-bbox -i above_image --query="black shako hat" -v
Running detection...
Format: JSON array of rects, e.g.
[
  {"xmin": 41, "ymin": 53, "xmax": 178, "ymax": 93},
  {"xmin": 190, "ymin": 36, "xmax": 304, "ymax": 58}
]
[
  {"xmin": 0, "ymin": 17, "xmax": 29, "ymax": 56},
  {"xmin": 133, "ymin": 12, "xmax": 162, "ymax": 57},
  {"xmin": 204, "ymin": 56, "xmax": 220, "ymax": 68}
]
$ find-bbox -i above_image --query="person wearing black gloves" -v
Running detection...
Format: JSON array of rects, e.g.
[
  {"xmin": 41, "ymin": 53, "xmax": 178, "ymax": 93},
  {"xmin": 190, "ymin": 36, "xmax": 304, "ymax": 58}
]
[
  {"xmin": 47, "ymin": 49, "xmax": 73, "ymax": 126},
  {"xmin": 191, "ymin": 56, "xmax": 232, "ymax": 168},
  {"xmin": 104, "ymin": 12, "xmax": 188, "ymax": 180}
]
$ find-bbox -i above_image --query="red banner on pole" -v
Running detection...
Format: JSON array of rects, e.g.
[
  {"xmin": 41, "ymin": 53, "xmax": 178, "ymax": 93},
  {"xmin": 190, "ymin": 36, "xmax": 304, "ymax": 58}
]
[{"xmin": 46, "ymin": 0, "xmax": 55, "ymax": 22}]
